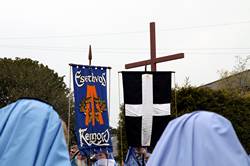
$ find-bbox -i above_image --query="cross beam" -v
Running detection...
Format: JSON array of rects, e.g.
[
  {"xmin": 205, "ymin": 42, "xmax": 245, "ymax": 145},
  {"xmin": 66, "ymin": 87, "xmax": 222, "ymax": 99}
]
[
  {"xmin": 125, "ymin": 53, "xmax": 184, "ymax": 69},
  {"xmin": 125, "ymin": 22, "xmax": 184, "ymax": 71}
]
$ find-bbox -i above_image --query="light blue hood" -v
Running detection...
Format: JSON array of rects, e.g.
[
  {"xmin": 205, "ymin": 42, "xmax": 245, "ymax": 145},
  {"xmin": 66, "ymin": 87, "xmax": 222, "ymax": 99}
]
[
  {"xmin": 0, "ymin": 99, "xmax": 71, "ymax": 166},
  {"xmin": 147, "ymin": 111, "xmax": 250, "ymax": 166}
]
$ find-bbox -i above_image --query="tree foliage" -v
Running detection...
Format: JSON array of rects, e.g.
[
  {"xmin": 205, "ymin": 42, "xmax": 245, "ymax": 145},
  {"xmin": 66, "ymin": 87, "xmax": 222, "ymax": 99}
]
[
  {"xmin": 0, "ymin": 57, "xmax": 70, "ymax": 123},
  {"xmin": 116, "ymin": 104, "xmax": 128, "ymax": 164}
]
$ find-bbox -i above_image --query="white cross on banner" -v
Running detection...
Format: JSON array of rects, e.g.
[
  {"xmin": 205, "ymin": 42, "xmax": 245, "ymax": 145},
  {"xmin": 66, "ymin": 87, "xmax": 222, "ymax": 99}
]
[
  {"xmin": 126, "ymin": 74, "xmax": 170, "ymax": 146},
  {"xmin": 122, "ymin": 72, "xmax": 172, "ymax": 148}
]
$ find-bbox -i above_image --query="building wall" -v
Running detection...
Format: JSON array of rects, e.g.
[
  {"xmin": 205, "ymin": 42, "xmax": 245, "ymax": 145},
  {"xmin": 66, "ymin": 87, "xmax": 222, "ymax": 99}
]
[{"xmin": 200, "ymin": 70, "xmax": 250, "ymax": 93}]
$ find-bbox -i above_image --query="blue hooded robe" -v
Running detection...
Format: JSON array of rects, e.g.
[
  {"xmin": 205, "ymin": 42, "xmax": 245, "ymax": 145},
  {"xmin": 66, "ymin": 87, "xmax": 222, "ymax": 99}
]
[
  {"xmin": 147, "ymin": 111, "xmax": 250, "ymax": 166},
  {"xmin": 0, "ymin": 99, "xmax": 71, "ymax": 166}
]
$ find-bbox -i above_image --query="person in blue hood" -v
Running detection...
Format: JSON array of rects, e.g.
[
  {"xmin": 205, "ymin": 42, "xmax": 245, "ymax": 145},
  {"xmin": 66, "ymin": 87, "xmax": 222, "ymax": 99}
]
[
  {"xmin": 0, "ymin": 99, "xmax": 71, "ymax": 166},
  {"xmin": 147, "ymin": 111, "xmax": 250, "ymax": 166}
]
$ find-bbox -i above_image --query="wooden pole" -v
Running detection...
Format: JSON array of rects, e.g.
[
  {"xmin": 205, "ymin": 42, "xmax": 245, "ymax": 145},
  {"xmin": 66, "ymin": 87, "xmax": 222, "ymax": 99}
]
[
  {"xmin": 150, "ymin": 22, "xmax": 156, "ymax": 71},
  {"xmin": 88, "ymin": 45, "xmax": 92, "ymax": 66},
  {"xmin": 67, "ymin": 66, "xmax": 71, "ymax": 149}
]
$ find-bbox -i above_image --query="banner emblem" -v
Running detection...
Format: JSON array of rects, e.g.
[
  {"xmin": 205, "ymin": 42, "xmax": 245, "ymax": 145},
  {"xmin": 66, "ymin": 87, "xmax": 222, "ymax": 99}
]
[{"xmin": 80, "ymin": 85, "xmax": 106, "ymax": 126}]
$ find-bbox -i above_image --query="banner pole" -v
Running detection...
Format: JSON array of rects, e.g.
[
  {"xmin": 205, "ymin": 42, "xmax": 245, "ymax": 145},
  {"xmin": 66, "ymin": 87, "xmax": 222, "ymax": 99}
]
[
  {"xmin": 118, "ymin": 72, "xmax": 123, "ymax": 165},
  {"xmin": 108, "ymin": 68, "xmax": 111, "ymax": 121},
  {"xmin": 67, "ymin": 65, "xmax": 72, "ymax": 149},
  {"xmin": 173, "ymin": 72, "xmax": 178, "ymax": 118}
]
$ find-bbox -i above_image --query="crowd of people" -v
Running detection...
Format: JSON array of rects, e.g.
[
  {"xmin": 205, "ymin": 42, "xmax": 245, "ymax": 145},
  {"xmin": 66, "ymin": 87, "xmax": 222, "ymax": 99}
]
[
  {"xmin": 69, "ymin": 145, "xmax": 117, "ymax": 166},
  {"xmin": 69, "ymin": 145, "xmax": 153, "ymax": 166},
  {"xmin": 0, "ymin": 99, "xmax": 249, "ymax": 166}
]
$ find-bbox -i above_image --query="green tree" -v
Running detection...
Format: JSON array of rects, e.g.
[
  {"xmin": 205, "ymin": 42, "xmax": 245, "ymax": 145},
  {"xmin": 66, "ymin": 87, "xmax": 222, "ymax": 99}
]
[
  {"xmin": 116, "ymin": 104, "xmax": 128, "ymax": 164},
  {"xmin": 0, "ymin": 57, "xmax": 70, "ymax": 127}
]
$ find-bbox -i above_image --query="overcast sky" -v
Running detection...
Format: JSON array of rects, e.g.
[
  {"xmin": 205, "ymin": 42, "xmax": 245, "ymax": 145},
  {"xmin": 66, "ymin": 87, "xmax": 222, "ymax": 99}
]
[{"xmin": 0, "ymin": 0, "xmax": 250, "ymax": 127}]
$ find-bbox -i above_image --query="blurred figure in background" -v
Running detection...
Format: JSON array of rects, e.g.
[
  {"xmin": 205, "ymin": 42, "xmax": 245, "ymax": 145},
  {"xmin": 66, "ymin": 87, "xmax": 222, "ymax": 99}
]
[
  {"xmin": 70, "ymin": 145, "xmax": 88, "ymax": 166},
  {"xmin": 94, "ymin": 151, "xmax": 117, "ymax": 166},
  {"xmin": 70, "ymin": 145, "xmax": 79, "ymax": 160},
  {"xmin": 124, "ymin": 147, "xmax": 150, "ymax": 166}
]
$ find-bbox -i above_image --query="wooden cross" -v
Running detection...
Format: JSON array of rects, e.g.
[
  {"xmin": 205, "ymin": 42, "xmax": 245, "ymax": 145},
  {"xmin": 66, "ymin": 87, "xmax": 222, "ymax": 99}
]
[{"xmin": 125, "ymin": 22, "xmax": 184, "ymax": 71}]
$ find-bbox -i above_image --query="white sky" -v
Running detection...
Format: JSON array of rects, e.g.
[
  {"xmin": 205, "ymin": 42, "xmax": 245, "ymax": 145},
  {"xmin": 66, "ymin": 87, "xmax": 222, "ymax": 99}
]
[{"xmin": 0, "ymin": 0, "xmax": 250, "ymax": 127}]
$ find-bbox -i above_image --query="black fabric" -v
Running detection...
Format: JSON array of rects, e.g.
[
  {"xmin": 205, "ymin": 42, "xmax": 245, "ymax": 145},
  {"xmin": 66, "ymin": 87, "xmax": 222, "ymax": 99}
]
[
  {"xmin": 125, "ymin": 116, "xmax": 142, "ymax": 146},
  {"xmin": 153, "ymin": 72, "xmax": 171, "ymax": 103},
  {"xmin": 122, "ymin": 71, "xmax": 172, "ymax": 148},
  {"xmin": 122, "ymin": 71, "xmax": 171, "ymax": 104},
  {"xmin": 149, "ymin": 115, "xmax": 174, "ymax": 151},
  {"xmin": 122, "ymin": 72, "xmax": 142, "ymax": 104}
]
